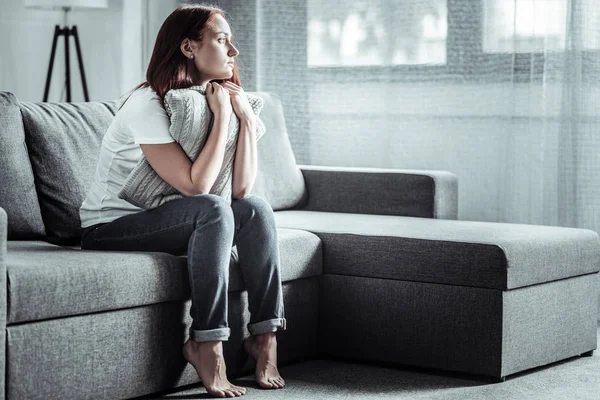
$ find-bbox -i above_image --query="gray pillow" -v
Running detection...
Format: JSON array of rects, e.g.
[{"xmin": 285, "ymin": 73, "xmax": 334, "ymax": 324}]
[
  {"xmin": 19, "ymin": 100, "xmax": 117, "ymax": 245},
  {"xmin": 118, "ymin": 86, "xmax": 265, "ymax": 209},
  {"xmin": 0, "ymin": 92, "xmax": 46, "ymax": 239},
  {"xmin": 249, "ymin": 92, "xmax": 307, "ymax": 210}
]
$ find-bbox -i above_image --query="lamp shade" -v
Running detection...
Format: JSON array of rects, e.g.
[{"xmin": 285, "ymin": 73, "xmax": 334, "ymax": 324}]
[{"xmin": 25, "ymin": 0, "xmax": 108, "ymax": 9}]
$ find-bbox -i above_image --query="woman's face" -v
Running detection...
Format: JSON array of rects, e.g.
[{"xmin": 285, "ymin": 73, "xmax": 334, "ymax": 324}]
[{"xmin": 185, "ymin": 14, "xmax": 239, "ymax": 86}]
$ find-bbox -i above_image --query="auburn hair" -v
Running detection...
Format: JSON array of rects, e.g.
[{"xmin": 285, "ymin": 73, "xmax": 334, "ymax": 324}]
[{"xmin": 136, "ymin": 3, "xmax": 241, "ymax": 104}]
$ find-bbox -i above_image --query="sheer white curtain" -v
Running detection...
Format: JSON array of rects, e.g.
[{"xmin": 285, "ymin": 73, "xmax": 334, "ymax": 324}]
[
  {"xmin": 198, "ymin": 0, "xmax": 600, "ymax": 306},
  {"xmin": 497, "ymin": 0, "xmax": 600, "ymax": 232}
]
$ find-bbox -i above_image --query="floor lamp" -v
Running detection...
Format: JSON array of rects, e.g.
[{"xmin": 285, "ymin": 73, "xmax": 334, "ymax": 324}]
[{"xmin": 25, "ymin": 0, "xmax": 108, "ymax": 102}]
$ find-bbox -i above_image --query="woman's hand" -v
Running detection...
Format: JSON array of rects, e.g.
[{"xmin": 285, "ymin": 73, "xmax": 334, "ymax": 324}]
[
  {"xmin": 222, "ymin": 81, "xmax": 256, "ymax": 127},
  {"xmin": 206, "ymin": 82, "xmax": 232, "ymax": 121}
]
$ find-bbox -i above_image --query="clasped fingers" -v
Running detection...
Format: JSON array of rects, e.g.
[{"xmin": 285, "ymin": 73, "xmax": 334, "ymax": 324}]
[{"xmin": 206, "ymin": 82, "xmax": 232, "ymax": 118}]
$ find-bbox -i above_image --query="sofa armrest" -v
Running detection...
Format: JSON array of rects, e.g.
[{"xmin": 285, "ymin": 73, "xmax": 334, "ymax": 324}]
[
  {"xmin": 298, "ymin": 165, "xmax": 458, "ymax": 219},
  {"xmin": 0, "ymin": 207, "xmax": 6, "ymax": 399}
]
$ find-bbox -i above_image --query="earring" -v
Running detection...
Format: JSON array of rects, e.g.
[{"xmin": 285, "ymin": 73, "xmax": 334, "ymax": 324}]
[{"xmin": 189, "ymin": 55, "xmax": 194, "ymax": 60}]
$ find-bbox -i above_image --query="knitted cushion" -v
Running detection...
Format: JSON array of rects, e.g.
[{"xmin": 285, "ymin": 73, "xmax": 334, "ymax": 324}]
[
  {"xmin": 0, "ymin": 92, "xmax": 46, "ymax": 239},
  {"xmin": 118, "ymin": 86, "xmax": 265, "ymax": 209},
  {"xmin": 19, "ymin": 100, "xmax": 117, "ymax": 245}
]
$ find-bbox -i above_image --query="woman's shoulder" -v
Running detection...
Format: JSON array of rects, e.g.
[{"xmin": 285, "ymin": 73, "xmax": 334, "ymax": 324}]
[
  {"xmin": 112, "ymin": 86, "xmax": 172, "ymax": 140},
  {"xmin": 118, "ymin": 86, "xmax": 164, "ymax": 116}
]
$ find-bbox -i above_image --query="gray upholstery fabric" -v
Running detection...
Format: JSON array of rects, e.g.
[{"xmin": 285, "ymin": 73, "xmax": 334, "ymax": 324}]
[
  {"xmin": 6, "ymin": 228, "xmax": 321, "ymax": 324},
  {"xmin": 0, "ymin": 207, "xmax": 7, "ymax": 400},
  {"xmin": 19, "ymin": 100, "xmax": 117, "ymax": 245},
  {"xmin": 249, "ymin": 92, "xmax": 307, "ymax": 210},
  {"xmin": 501, "ymin": 273, "xmax": 598, "ymax": 377},
  {"xmin": 320, "ymin": 273, "xmax": 597, "ymax": 379},
  {"xmin": 299, "ymin": 165, "xmax": 458, "ymax": 219},
  {"xmin": 6, "ymin": 278, "xmax": 319, "ymax": 399},
  {"xmin": 319, "ymin": 274, "xmax": 504, "ymax": 377},
  {"xmin": 275, "ymin": 210, "xmax": 600, "ymax": 289},
  {"xmin": 0, "ymin": 92, "xmax": 46, "ymax": 239}
]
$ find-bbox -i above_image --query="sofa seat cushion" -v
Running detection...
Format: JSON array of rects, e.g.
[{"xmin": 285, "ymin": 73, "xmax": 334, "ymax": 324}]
[
  {"xmin": 6, "ymin": 228, "xmax": 321, "ymax": 324},
  {"xmin": 274, "ymin": 211, "xmax": 600, "ymax": 290}
]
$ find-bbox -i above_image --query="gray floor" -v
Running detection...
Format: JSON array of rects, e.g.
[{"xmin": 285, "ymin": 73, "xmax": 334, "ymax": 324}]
[{"xmin": 142, "ymin": 327, "xmax": 600, "ymax": 400}]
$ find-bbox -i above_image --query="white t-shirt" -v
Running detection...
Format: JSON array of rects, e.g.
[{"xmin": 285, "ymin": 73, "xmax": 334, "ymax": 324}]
[{"xmin": 79, "ymin": 86, "xmax": 175, "ymax": 228}]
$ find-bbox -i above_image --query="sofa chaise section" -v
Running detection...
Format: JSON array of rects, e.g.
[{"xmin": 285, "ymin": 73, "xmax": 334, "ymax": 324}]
[{"xmin": 275, "ymin": 210, "xmax": 600, "ymax": 380}]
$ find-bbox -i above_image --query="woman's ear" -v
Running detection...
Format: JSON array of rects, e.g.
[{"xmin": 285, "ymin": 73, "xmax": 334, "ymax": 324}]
[{"xmin": 180, "ymin": 38, "xmax": 193, "ymax": 59}]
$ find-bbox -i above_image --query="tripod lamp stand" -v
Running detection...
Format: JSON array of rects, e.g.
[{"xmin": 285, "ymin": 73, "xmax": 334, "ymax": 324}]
[{"xmin": 25, "ymin": 0, "xmax": 108, "ymax": 102}]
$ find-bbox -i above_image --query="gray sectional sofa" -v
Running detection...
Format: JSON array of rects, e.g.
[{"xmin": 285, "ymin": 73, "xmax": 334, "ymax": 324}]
[{"xmin": 0, "ymin": 90, "xmax": 598, "ymax": 399}]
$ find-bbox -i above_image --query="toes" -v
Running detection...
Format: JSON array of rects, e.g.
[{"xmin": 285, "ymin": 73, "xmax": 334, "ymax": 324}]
[
  {"xmin": 209, "ymin": 388, "xmax": 227, "ymax": 398},
  {"xmin": 231, "ymin": 386, "xmax": 246, "ymax": 396},
  {"xmin": 235, "ymin": 386, "xmax": 246, "ymax": 394},
  {"xmin": 218, "ymin": 384, "xmax": 246, "ymax": 397},
  {"xmin": 258, "ymin": 379, "xmax": 275, "ymax": 389},
  {"xmin": 208, "ymin": 386, "xmax": 245, "ymax": 398},
  {"xmin": 270, "ymin": 378, "xmax": 284, "ymax": 389}
]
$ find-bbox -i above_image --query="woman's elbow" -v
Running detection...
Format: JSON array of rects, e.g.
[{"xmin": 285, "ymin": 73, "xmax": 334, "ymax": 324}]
[
  {"xmin": 232, "ymin": 187, "xmax": 251, "ymax": 200},
  {"xmin": 181, "ymin": 183, "xmax": 211, "ymax": 197}
]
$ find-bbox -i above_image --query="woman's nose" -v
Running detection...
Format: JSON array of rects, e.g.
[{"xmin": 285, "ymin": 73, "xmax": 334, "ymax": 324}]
[{"xmin": 229, "ymin": 44, "xmax": 239, "ymax": 57}]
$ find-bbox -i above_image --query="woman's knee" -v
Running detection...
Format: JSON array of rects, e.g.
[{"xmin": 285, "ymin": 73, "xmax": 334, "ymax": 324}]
[
  {"xmin": 233, "ymin": 195, "xmax": 273, "ymax": 215},
  {"xmin": 232, "ymin": 195, "xmax": 275, "ymax": 226},
  {"xmin": 185, "ymin": 194, "xmax": 234, "ymax": 229}
]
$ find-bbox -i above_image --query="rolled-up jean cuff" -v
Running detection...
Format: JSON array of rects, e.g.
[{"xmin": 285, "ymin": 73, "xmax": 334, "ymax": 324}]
[
  {"xmin": 247, "ymin": 318, "xmax": 287, "ymax": 335},
  {"xmin": 189, "ymin": 327, "xmax": 231, "ymax": 342}
]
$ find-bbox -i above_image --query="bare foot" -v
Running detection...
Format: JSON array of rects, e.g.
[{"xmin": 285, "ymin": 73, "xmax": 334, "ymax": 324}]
[
  {"xmin": 183, "ymin": 339, "xmax": 246, "ymax": 398},
  {"xmin": 243, "ymin": 333, "xmax": 285, "ymax": 389}
]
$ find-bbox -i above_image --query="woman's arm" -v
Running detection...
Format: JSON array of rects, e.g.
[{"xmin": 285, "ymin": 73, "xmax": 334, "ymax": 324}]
[
  {"xmin": 139, "ymin": 82, "xmax": 232, "ymax": 197},
  {"xmin": 223, "ymin": 81, "xmax": 259, "ymax": 199},
  {"xmin": 231, "ymin": 119, "xmax": 258, "ymax": 199},
  {"xmin": 140, "ymin": 113, "xmax": 230, "ymax": 196}
]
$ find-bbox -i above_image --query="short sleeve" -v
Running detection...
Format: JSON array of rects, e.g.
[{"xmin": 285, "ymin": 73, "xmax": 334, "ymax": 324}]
[{"xmin": 120, "ymin": 88, "xmax": 175, "ymax": 145}]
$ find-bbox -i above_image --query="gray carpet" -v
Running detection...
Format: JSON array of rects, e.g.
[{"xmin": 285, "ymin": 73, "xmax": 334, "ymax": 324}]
[{"xmin": 141, "ymin": 328, "xmax": 600, "ymax": 400}]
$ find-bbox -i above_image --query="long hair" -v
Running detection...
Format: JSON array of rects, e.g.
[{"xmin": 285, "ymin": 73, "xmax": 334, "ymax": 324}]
[{"xmin": 136, "ymin": 4, "xmax": 241, "ymax": 104}]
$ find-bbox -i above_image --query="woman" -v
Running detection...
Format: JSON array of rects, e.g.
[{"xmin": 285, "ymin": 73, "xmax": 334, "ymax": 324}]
[{"xmin": 79, "ymin": 4, "xmax": 285, "ymax": 398}]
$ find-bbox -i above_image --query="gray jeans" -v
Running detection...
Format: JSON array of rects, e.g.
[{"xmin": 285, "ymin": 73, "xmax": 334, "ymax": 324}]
[{"xmin": 81, "ymin": 194, "xmax": 286, "ymax": 342}]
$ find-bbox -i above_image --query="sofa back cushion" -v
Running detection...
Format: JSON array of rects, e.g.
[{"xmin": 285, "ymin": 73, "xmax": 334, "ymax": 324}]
[
  {"xmin": 0, "ymin": 92, "xmax": 46, "ymax": 239},
  {"xmin": 19, "ymin": 100, "xmax": 117, "ymax": 245},
  {"xmin": 250, "ymin": 92, "xmax": 306, "ymax": 210}
]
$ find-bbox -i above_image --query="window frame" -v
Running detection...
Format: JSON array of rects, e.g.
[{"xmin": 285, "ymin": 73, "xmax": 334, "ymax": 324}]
[{"xmin": 308, "ymin": 0, "xmax": 599, "ymax": 84}]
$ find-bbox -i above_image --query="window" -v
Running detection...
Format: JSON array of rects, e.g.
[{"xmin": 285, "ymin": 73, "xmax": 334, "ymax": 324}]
[
  {"xmin": 308, "ymin": 0, "xmax": 447, "ymax": 66},
  {"xmin": 307, "ymin": 0, "xmax": 599, "ymax": 83},
  {"xmin": 483, "ymin": 0, "xmax": 568, "ymax": 52}
]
